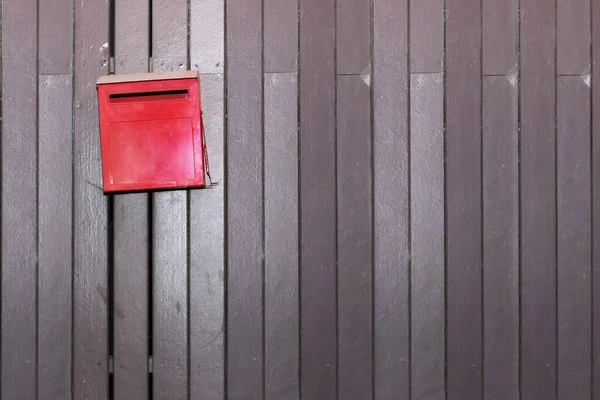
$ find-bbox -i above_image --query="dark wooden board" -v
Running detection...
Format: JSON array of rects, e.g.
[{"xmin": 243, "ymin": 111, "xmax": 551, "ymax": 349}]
[
  {"xmin": 39, "ymin": 0, "xmax": 73, "ymax": 74},
  {"xmin": 557, "ymin": 0, "xmax": 591, "ymax": 75},
  {"xmin": 264, "ymin": 72, "xmax": 299, "ymax": 400},
  {"xmin": 410, "ymin": 73, "xmax": 445, "ymax": 400},
  {"xmin": 445, "ymin": 0, "xmax": 483, "ymax": 396},
  {"xmin": 336, "ymin": 0, "xmax": 370, "ymax": 74},
  {"xmin": 264, "ymin": 0, "xmax": 298, "ymax": 72},
  {"xmin": 482, "ymin": 0, "xmax": 517, "ymax": 74},
  {"xmin": 593, "ymin": 0, "xmax": 600, "ymax": 395},
  {"xmin": 520, "ymin": 0, "xmax": 557, "ymax": 397},
  {"xmin": 299, "ymin": 0, "xmax": 337, "ymax": 397},
  {"xmin": 73, "ymin": 0, "xmax": 110, "ymax": 396},
  {"xmin": 410, "ymin": 0, "xmax": 443, "ymax": 73},
  {"xmin": 557, "ymin": 75, "xmax": 592, "ymax": 398},
  {"xmin": 482, "ymin": 76, "xmax": 519, "ymax": 399},
  {"xmin": 226, "ymin": 0, "xmax": 264, "ymax": 397},
  {"xmin": 372, "ymin": 0, "xmax": 410, "ymax": 397},
  {"xmin": 191, "ymin": 0, "xmax": 224, "ymax": 74}
]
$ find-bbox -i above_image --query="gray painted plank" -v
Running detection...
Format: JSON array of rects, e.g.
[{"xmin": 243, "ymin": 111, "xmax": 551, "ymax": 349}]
[
  {"xmin": 264, "ymin": 0, "xmax": 297, "ymax": 72},
  {"xmin": 410, "ymin": 0, "xmax": 443, "ymax": 73},
  {"xmin": 299, "ymin": 0, "xmax": 337, "ymax": 397},
  {"xmin": 38, "ymin": 74, "xmax": 73, "ymax": 400},
  {"xmin": 152, "ymin": 0, "xmax": 189, "ymax": 398},
  {"xmin": 410, "ymin": 73, "xmax": 445, "ymax": 400},
  {"xmin": 336, "ymin": 74, "xmax": 373, "ymax": 400},
  {"xmin": 482, "ymin": 76, "xmax": 519, "ymax": 400},
  {"xmin": 557, "ymin": 0, "xmax": 591, "ymax": 75},
  {"xmin": 39, "ymin": 0, "xmax": 72, "ymax": 74},
  {"xmin": 226, "ymin": 0, "xmax": 264, "ymax": 397},
  {"xmin": 445, "ymin": 0, "xmax": 483, "ymax": 396},
  {"xmin": 264, "ymin": 72, "xmax": 299, "ymax": 400},
  {"xmin": 191, "ymin": 0, "xmax": 224, "ymax": 74},
  {"xmin": 190, "ymin": 74, "xmax": 225, "ymax": 399},
  {"xmin": 336, "ymin": 0, "xmax": 370, "ymax": 74},
  {"xmin": 557, "ymin": 76, "xmax": 592, "ymax": 398},
  {"xmin": 593, "ymin": 1, "xmax": 600, "ymax": 395},
  {"xmin": 482, "ymin": 0, "xmax": 517, "ymax": 75},
  {"xmin": 520, "ymin": 0, "xmax": 557, "ymax": 397},
  {"xmin": 73, "ymin": 0, "xmax": 110, "ymax": 396},
  {"xmin": 372, "ymin": 0, "xmax": 410, "ymax": 397},
  {"xmin": 1, "ymin": 1, "xmax": 37, "ymax": 397},
  {"xmin": 113, "ymin": 0, "xmax": 150, "ymax": 398}
]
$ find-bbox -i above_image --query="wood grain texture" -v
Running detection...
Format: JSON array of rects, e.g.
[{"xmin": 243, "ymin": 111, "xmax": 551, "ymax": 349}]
[
  {"xmin": 373, "ymin": 0, "xmax": 410, "ymax": 397},
  {"xmin": 410, "ymin": 73, "xmax": 445, "ymax": 400},
  {"xmin": 73, "ymin": 0, "xmax": 110, "ymax": 396},
  {"xmin": 191, "ymin": 0, "xmax": 224, "ymax": 73},
  {"xmin": 557, "ymin": 0, "xmax": 591, "ymax": 75},
  {"xmin": 264, "ymin": 72, "xmax": 299, "ymax": 400},
  {"xmin": 593, "ymin": 0, "xmax": 600, "ymax": 395},
  {"xmin": 226, "ymin": 0, "xmax": 264, "ymax": 397},
  {"xmin": 152, "ymin": 0, "xmax": 189, "ymax": 398},
  {"xmin": 445, "ymin": 0, "xmax": 483, "ymax": 396},
  {"xmin": 299, "ymin": 0, "xmax": 337, "ymax": 397},
  {"xmin": 38, "ymin": 74, "xmax": 73, "ymax": 400},
  {"xmin": 336, "ymin": 0, "xmax": 370, "ymax": 74},
  {"xmin": 482, "ymin": 76, "xmax": 519, "ymax": 400},
  {"xmin": 336, "ymin": 74, "xmax": 373, "ymax": 400},
  {"xmin": 1, "ymin": 2, "xmax": 37, "ymax": 397},
  {"xmin": 557, "ymin": 76, "xmax": 592, "ymax": 398},
  {"xmin": 520, "ymin": 0, "xmax": 557, "ymax": 397},
  {"xmin": 190, "ymin": 74, "xmax": 225, "ymax": 399},
  {"xmin": 264, "ymin": 0, "xmax": 297, "ymax": 72},
  {"xmin": 410, "ymin": 0, "xmax": 443, "ymax": 73},
  {"xmin": 482, "ymin": 0, "xmax": 517, "ymax": 74},
  {"xmin": 113, "ymin": 1, "xmax": 150, "ymax": 398},
  {"xmin": 39, "ymin": 0, "xmax": 72, "ymax": 74}
]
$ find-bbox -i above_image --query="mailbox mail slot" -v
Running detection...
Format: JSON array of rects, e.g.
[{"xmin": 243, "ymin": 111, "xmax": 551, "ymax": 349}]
[{"xmin": 96, "ymin": 70, "xmax": 210, "ymax": 193}]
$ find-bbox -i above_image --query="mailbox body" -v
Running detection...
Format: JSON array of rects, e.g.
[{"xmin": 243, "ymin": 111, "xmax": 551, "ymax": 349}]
[{"xmin": 96, "ymin": 71, "xmax": 208, "ymax": 193}]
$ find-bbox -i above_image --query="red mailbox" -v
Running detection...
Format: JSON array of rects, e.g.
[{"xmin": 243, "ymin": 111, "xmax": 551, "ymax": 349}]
[{"xmin": 96, "ymin": 70, "xmax": 211, "ymax": 193}]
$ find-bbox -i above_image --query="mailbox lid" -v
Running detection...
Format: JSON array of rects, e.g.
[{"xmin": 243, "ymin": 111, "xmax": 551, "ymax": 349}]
[{"xmin": 96, "ymin": 70, "xmax": 199, "ymax": 85}]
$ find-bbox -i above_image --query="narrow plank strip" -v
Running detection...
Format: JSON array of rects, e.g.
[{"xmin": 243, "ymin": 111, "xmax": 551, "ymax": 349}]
[
  {"xmin": 191, "ymin": 0, "xmax": 224, "ymax": 74},
  {"xmin": 152, "ymin": 0, "xmax": 189, "ymax": 398},
  {"xmin": 264, "ymin": 72, "xmax": 299, "ymax": 400},
  {"xmin": 410, "ymin": 0, "xmax": 443, "ymax": 73},
  {"xmin": 1, "ymin": 1, "xmax": 37, "ymax": 397},
  {"xmin": 557, "ymin": 0, "xmax": 591, "ymax": 75},
  {"xmin": 482, "ymin": 0, "xmax": 517, "ymax": 75},
  {"xmin": 593, "ymin": 0, "xmax": 600, "ymax": 394},
  {"xmin": 557, "ymin": 75, "xmax": 592, "ymax": 398},
  {"xmin": 38, "ymin": 74, "xmax": 73, "ymax": 400},
  {"xmin": 336, "ymin": 0, "xmax": 370, "ymax": 74},
  {"xmin": 445, "ymin": 0, "xmax": 483, "ymax": 396},
  {"xmin": 411, "ymin": 73, "xmax": 445, "ymax": 400},
  {"xmin": 226, "ymin": 0, "xmax": 264, "ymax": 397},
  {"xmin": 299, "ymin": 0, "xmax": 337, "ymax": 397},
  {"xmin": 39, "ymin": 0, "xmax": 72, "ymax": 74},
  {"xmin": 113, "ymin": 1, "xmax": 150, "ymax": 398},
  {"xmin": 336, "ymin": 74, "xmax": 372, "ymax": 400},
  {"xmin": 190, "ymin": 74, "xmax": 225, "ymax": 399},
  {"xmin": 73, "ymin": 0, "xmax": 110, "ymax": 396},
  {"xmin": 482, "ymin": 76, "xmax": 519, "ymax": 399},
  {"xmin": 264, "ymin": 0, "xmax": 297, "ymax": 72},
  {"xmin": 372, "ymin": 0, "xmax": 410, "ymax": 397},
  {"xmin": 520, "ymin": 0, "xmax": 557, "ymax": 397}
]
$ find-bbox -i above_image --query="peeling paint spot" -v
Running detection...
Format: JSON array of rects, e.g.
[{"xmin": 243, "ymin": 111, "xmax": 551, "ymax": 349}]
[
  {"xmin": 507, "ymin": 72, "xmax": 518, "ymax": 87},
  {"xmin": 101, "ymin": 42, "xmax": 108, "ymax": 51},
  {"xmin": 361, "ymin": 73, "xmax": 371, "ymax": 87},
  {"xmin": 582, "ymin": 74, "xmax": 591, "ymax": 87}
]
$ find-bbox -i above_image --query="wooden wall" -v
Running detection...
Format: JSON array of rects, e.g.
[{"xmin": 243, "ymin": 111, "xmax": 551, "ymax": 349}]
[{"xmin": 0, "ymin": 0, "xmax": 597, "ymax": 398}]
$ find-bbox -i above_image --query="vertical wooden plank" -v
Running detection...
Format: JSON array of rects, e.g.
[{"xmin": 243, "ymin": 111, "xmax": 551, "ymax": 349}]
[
  {"xmin": 264, "ymin": 72, "xmax": 299, "ymax": 400},
  {"xmin": 482, "ymin": 76, "xmax": 519, "ymax": 399},
  {"xmin": 264, "ymin": 0, "xmax": 297, "ymax": 72},
  {"xmin": 113, "ymin": 1, "xmax": 150, "ymax": 398},
  {"xmin": 336, "ymin": 0, "xmax": 370, "ymax": 74},
  {"xmin": 445, "ymin": 0, "xmax": 483, "ymax": 396},
  {"xmin": 1, "ymin": 1, "xmax": 37, "ymax": 398},
  {"xmin": 557, "ymin": 0, "xmax": 591, "ymax": 75},
  {"xmin": 189, "ymin": 74, "xmax": 225, "ymax": 399},
  {"xmin": 410, "ymin": 0, "xmax": 443, "ymax": 73},
  {"xmin": 299, "ymin": 0, "xmax": 337, "ymax": 397},
  {"xmin": 38, "ymin": 75, "xmax": 73, "ymax": 400},
  {"xmin": 410, "ymin": 73, "xmax": 445, "ymax": 400},
  {"xmin": 336, "ymin": 75, "xmax": 372, "ymax": 400},
  {"xmin": 73, "ymin": 0, "xmax": 110, "ymax": 397},
  {"xmin": 372, "ymin": 0, "xmax": 410, "ymax": 397},
  {"xmin": 226, "ymin": 0, "xmax": 264, "ymax": 397},
  {"xmin": 557, "ymin": 76, "xmax": 592, "ymax": 398},
  {"xmin": 482, "ymin": 0, "xmax": 517, "ymax": 75},
  {"xmin": 520, "ymin": 0, "xmax": 556, "ymax": 397},
  {"xmin": 152, "ymin": 0, "xmax": 189, "ymax": 398},
  {"xmin": 39, "ymin": 0, "xmax": 73, "ymax": 74},
  {"xmin": 191, "ymin": 0, "xmax": 224, "ymax": 74},
  {"xmin": 593, "ymin": 0, "xmax": 600, "ymax": 395}
]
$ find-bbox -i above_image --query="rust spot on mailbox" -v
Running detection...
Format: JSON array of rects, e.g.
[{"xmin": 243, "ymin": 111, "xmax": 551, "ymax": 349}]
[{"xmin": 96, "ymin": 70, "xmax": 211, "ymax": 193}]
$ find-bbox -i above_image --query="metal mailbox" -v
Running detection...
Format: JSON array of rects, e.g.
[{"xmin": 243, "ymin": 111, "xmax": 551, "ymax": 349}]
[{"xmin": 96, "ymin": 70, "xmax": 210, "ymax": 193}]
